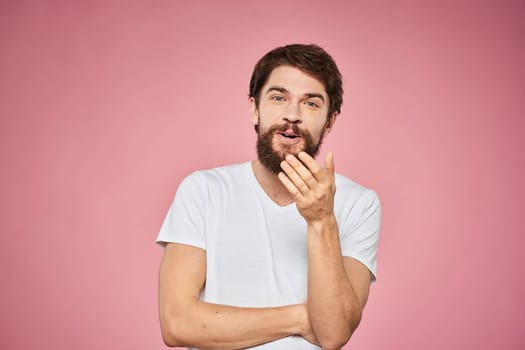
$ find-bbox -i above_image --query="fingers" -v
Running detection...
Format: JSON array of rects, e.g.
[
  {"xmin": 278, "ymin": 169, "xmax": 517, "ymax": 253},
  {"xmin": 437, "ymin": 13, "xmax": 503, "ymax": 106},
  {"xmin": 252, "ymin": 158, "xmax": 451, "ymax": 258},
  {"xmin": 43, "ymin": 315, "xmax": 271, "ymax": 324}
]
[
  {"xmin": 279, "ymin": 152, "xmax": 335, "ymax": 197},
  {"xmin": 279, "ymin": 152, "xmax": 336, "ymax": 221},
  {"xmin": 284, "ymin": 152, "xmax": 334, "ymax": 181},
  {"xmin": 282, "ymin": 154, "xmax": 317, "ymax": 189},
  {"xmin": 278, "ymin": 159, "xmax": 310, "ymax": 196},
  {"xmin": 277, "ymin": 171, "xmax": 302, "ymax": 198},
  {"xmin": 297, "ymin": 152, "xmax": 324, "ymax": 180}
]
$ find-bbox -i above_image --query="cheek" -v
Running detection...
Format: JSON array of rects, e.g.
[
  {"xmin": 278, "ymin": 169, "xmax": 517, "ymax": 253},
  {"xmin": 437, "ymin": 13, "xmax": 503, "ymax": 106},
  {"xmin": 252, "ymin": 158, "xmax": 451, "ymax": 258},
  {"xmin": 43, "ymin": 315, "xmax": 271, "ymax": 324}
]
[
  {"xmin": 258, "ymin": 105, "xmax": 284, "ymax": 126},
  {"xmin": 305, "ymin": 115, "xmax": 329, "ymax": 136},
  {"xmin": 311, "ymin": 129, "xmax": 325, "ymax": 143}
]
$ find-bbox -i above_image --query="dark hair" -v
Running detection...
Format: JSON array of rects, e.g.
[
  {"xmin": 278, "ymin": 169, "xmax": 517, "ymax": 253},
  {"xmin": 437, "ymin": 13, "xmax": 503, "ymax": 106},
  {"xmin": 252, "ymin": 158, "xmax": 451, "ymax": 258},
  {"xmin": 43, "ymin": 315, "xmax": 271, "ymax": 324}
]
[{"xmin": 249, "ymin": 44, "xmax": 343, "ymax": 118}]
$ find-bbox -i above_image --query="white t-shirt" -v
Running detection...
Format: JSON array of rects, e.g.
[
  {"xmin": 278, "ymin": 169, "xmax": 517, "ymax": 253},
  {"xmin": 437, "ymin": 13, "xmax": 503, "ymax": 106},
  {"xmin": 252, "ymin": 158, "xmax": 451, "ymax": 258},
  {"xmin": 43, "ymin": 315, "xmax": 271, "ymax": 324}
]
[{"xmin": 157, "ymin": 162, "xmax": 381, "ymax": 349}]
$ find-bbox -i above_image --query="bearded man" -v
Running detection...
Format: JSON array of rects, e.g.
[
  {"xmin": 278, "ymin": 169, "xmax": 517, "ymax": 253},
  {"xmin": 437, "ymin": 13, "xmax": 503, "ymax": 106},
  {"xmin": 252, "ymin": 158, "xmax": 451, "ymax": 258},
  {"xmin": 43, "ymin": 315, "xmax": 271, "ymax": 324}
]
[{"xmin": 157, "ymin": 44, "xmax": 381, "ymax": 350}]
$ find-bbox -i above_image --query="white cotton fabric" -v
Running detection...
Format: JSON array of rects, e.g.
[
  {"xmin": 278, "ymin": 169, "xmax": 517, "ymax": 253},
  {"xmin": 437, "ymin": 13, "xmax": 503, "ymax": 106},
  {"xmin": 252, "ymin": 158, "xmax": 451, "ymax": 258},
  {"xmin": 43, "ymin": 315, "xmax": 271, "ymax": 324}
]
[{"xmin": 157, "ymin": 162, "xmax": 381, "ymax": 349}]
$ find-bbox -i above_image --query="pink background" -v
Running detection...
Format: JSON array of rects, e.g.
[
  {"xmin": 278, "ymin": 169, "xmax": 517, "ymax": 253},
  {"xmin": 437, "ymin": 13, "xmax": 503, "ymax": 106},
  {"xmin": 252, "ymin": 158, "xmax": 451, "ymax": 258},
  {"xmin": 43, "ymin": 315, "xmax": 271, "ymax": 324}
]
[{"xmin": 1, "ymin": 1, "xmax": 524, "ymax": 349}]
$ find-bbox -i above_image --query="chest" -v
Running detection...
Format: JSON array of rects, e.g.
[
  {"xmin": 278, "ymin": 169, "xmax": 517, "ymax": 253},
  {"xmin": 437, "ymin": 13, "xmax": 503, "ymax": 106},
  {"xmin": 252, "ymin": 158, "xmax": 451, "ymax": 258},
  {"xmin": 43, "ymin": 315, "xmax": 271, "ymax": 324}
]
[{"xmin": 201, "ymin": 193, "xmax": 309, "ymax": 305}]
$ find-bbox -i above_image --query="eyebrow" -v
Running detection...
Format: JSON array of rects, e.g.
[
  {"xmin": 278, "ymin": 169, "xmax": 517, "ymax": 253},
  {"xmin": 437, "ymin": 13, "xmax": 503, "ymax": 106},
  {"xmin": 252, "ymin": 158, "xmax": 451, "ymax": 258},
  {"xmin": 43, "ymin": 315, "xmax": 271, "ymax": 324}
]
[
  {"xmin": 304, "ymin": 93, "xmax": 325, "ymax": 103},
  {"xmin": 265, "ymin": 86, "xmax": 326, "ymax": 103},
  {"xmin": 265, "ymin": 86, "xmax": 289, "ymax": 95}
]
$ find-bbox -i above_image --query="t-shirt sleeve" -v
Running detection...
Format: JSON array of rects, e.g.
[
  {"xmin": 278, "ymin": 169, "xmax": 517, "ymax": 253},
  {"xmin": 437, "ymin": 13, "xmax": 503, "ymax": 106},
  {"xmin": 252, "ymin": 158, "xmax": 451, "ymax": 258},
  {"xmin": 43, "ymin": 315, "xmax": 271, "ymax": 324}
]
[
  {"xmin": 340, "ymin": 189, "xmax": 381, "ymax": 281},
  {"xmin": 156, "ymin": 172, "xmax": 206, "ymax": 249}
]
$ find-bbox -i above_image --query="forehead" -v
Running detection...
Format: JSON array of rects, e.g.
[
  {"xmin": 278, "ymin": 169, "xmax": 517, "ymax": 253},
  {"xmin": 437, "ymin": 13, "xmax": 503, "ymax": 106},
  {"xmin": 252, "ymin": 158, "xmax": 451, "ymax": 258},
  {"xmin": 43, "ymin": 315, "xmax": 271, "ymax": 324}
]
[{"xmin": 263, "ymin": 66, "xmax": 327, "ymax": 97}]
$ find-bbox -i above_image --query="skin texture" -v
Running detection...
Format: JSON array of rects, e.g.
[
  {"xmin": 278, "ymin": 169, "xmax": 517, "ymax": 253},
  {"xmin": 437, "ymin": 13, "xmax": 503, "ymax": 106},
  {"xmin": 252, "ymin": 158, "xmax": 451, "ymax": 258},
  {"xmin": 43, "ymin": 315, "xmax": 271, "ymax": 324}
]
[
  {"xmin": 159, "ymin": 243, "xmax": 315, "ymax": 349},
  {"xmin": 159, "ymin": 65, "xmax": 373, "ymax": 349}
]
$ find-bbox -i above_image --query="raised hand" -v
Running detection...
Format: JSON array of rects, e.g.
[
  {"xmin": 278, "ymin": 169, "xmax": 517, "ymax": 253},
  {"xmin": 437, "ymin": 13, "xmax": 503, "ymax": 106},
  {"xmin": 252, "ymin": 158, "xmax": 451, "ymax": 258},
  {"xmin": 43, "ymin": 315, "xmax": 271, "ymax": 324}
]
[{"xmin": 278, "ymin": 152, "xmax": 336, "ymax": 224}]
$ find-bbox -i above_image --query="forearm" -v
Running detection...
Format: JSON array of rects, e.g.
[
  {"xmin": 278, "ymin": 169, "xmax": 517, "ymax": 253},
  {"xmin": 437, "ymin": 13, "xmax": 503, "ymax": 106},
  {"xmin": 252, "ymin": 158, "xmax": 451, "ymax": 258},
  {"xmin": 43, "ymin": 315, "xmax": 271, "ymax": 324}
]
[
  {"xmin": 161, "ymin": 301, "xmax": 307, "ymax": 349},
  {"xmin": 307, "ymin": 215, "xmax": 362, "ymax": 349}
]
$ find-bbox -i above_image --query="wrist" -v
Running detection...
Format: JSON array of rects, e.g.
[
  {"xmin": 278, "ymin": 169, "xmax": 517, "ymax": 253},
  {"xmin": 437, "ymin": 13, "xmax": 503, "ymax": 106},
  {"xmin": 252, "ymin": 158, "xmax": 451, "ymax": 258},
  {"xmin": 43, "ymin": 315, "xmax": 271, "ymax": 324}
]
[{"xmin": 307, "ymin": 214, "xmax": 337, "ymax": 234}]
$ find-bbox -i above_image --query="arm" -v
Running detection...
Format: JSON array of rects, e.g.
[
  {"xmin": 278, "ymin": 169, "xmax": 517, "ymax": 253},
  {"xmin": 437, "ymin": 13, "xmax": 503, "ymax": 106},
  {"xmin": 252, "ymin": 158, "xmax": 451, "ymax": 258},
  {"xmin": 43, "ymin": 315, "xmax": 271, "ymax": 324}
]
[
  {"xmin": 307, "ymin": 219, "xmax": 372, "ymax": 349},
  {"xmin": 159, "ymin": 242, "xmax": 316, "ymax": 349},
  {"xmin": 278, "ymin": 152, "xmax": 372, "ymax": 350}
]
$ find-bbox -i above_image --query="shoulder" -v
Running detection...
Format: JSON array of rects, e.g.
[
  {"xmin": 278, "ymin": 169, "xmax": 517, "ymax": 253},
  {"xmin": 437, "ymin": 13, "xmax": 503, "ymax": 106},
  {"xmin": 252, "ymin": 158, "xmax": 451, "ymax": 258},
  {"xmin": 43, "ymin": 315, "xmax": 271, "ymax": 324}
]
[
  {"xmin": 179, "ymin": 162, "xmax": 251, "ymax": 191},
  {"xmin": 334, "ymin": 173, "xmax": 379, "ymax": 200},
  {"xmin": 333, "ymin": 173, "xmax": 381, "ymax": 214},
  {"xmin": 191, "ymin": 162, "xmax": 250, "ymax": 182}
]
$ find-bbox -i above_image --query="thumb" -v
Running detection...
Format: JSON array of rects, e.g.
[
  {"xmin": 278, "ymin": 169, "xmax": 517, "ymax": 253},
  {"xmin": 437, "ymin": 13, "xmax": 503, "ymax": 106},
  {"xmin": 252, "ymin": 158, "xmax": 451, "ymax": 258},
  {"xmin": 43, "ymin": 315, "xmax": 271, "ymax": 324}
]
[{"xmin": 324, "ymin": 152, "xmax": 335, "ymax": 174}]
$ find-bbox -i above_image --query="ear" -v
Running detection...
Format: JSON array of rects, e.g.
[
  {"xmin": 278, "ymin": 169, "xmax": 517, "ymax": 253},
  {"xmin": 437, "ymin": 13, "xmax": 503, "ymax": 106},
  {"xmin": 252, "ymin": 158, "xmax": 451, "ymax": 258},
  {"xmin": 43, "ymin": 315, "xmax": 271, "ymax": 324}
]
[
  {"xmin": 249, "ymin": 97, "xmax": 259, "ymax": 126},
  {"xmin": 323, "ymin": 112, "xmax": 338, "ymax": 137}
]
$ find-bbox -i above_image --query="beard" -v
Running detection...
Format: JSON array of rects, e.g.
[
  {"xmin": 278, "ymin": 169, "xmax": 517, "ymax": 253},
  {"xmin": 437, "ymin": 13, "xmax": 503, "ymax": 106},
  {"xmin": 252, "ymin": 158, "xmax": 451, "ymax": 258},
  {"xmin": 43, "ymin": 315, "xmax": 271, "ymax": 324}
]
[{"xmin": 256, "ymin": 123, "xmax": 325, "ymax": 174}]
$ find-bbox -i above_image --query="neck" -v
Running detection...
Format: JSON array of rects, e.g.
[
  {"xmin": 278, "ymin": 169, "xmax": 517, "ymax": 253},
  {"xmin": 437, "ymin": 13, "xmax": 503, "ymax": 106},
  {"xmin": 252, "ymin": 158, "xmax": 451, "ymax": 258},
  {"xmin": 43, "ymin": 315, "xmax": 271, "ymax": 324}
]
[{"xmin": 251, "ymin": 159, "xmax": 294, "ymax": 206}]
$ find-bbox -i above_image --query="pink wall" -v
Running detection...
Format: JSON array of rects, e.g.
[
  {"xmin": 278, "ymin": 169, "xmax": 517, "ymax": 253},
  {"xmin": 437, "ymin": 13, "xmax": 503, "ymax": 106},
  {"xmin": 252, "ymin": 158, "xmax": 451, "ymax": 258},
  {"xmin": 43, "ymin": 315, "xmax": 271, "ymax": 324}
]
[{"xmin": 1, "ymin": 1, "xmax": 524, "ymax": 349}]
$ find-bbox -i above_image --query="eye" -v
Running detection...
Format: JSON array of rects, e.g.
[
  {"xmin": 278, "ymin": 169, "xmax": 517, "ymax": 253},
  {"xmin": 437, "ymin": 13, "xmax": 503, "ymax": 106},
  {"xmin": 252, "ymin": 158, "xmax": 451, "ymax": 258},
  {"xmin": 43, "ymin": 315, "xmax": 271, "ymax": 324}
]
[
  {"xmin": 305, "ymin": 100, "xmax": 320, "ymax": 108},
  {"xmin": 271, "ymin": 95, "xmax": 286, "ymax": 102}
]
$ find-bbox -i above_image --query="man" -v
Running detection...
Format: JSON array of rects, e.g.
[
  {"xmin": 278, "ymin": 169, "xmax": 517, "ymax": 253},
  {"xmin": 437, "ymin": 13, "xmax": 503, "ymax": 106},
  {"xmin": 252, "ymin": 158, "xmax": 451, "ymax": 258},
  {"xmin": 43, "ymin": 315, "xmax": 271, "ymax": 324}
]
[{"xmin": 157, "ymin": 44, "xmax": 381, "ymax": 350}]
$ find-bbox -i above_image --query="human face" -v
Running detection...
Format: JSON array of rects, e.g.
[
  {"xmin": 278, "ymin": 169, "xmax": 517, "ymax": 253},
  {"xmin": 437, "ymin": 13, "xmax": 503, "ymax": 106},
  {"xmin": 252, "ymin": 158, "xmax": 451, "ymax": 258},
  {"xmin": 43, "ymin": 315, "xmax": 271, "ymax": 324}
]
[{"xmin": 250, "ymin": 66, "xmax": 336, "ymax": 173}]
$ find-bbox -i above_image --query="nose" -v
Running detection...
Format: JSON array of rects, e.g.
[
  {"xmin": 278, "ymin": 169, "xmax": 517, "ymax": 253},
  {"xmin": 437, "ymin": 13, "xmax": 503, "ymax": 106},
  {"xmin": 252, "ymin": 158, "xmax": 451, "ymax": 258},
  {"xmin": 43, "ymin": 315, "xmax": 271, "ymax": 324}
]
[{"xmin": 282, "ymin": 101, "xmax": 302, "ymax": 124}]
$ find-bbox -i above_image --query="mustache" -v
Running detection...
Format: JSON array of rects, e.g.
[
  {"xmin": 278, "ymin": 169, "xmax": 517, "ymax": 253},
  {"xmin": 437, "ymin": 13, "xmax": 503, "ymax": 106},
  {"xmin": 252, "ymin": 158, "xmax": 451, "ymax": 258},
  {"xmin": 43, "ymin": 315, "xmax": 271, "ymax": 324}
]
[{"xmin": 267, "ymin": 123, "xmax": 305, "ymax": 136}]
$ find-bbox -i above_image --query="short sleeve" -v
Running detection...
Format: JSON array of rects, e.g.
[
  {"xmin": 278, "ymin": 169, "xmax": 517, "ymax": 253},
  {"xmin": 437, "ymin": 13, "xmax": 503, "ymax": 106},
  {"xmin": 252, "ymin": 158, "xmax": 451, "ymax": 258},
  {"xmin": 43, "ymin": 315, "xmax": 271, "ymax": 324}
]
[
  {"xmin": 156, "ymin": 172, "xmax": 206, "ymax": 249},
  {"xmin": 340, "ymin": 190, "xmax": 381, "ymax": 281}
]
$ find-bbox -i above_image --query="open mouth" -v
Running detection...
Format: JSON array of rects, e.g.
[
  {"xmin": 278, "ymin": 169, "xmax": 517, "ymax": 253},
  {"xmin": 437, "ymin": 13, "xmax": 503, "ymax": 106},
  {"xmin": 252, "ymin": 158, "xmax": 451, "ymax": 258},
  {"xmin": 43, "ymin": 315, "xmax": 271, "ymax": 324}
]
[
  {"xmin": 278, "ymin": 131, "xmax": 300, "ymax": 139},
  {"xmin": 278, "ymin": 128, "xmax": 301, "ymax": 140},
  {"xmin": 276, "ymin": 129, "xmax": 302, "ymax": 145}
]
